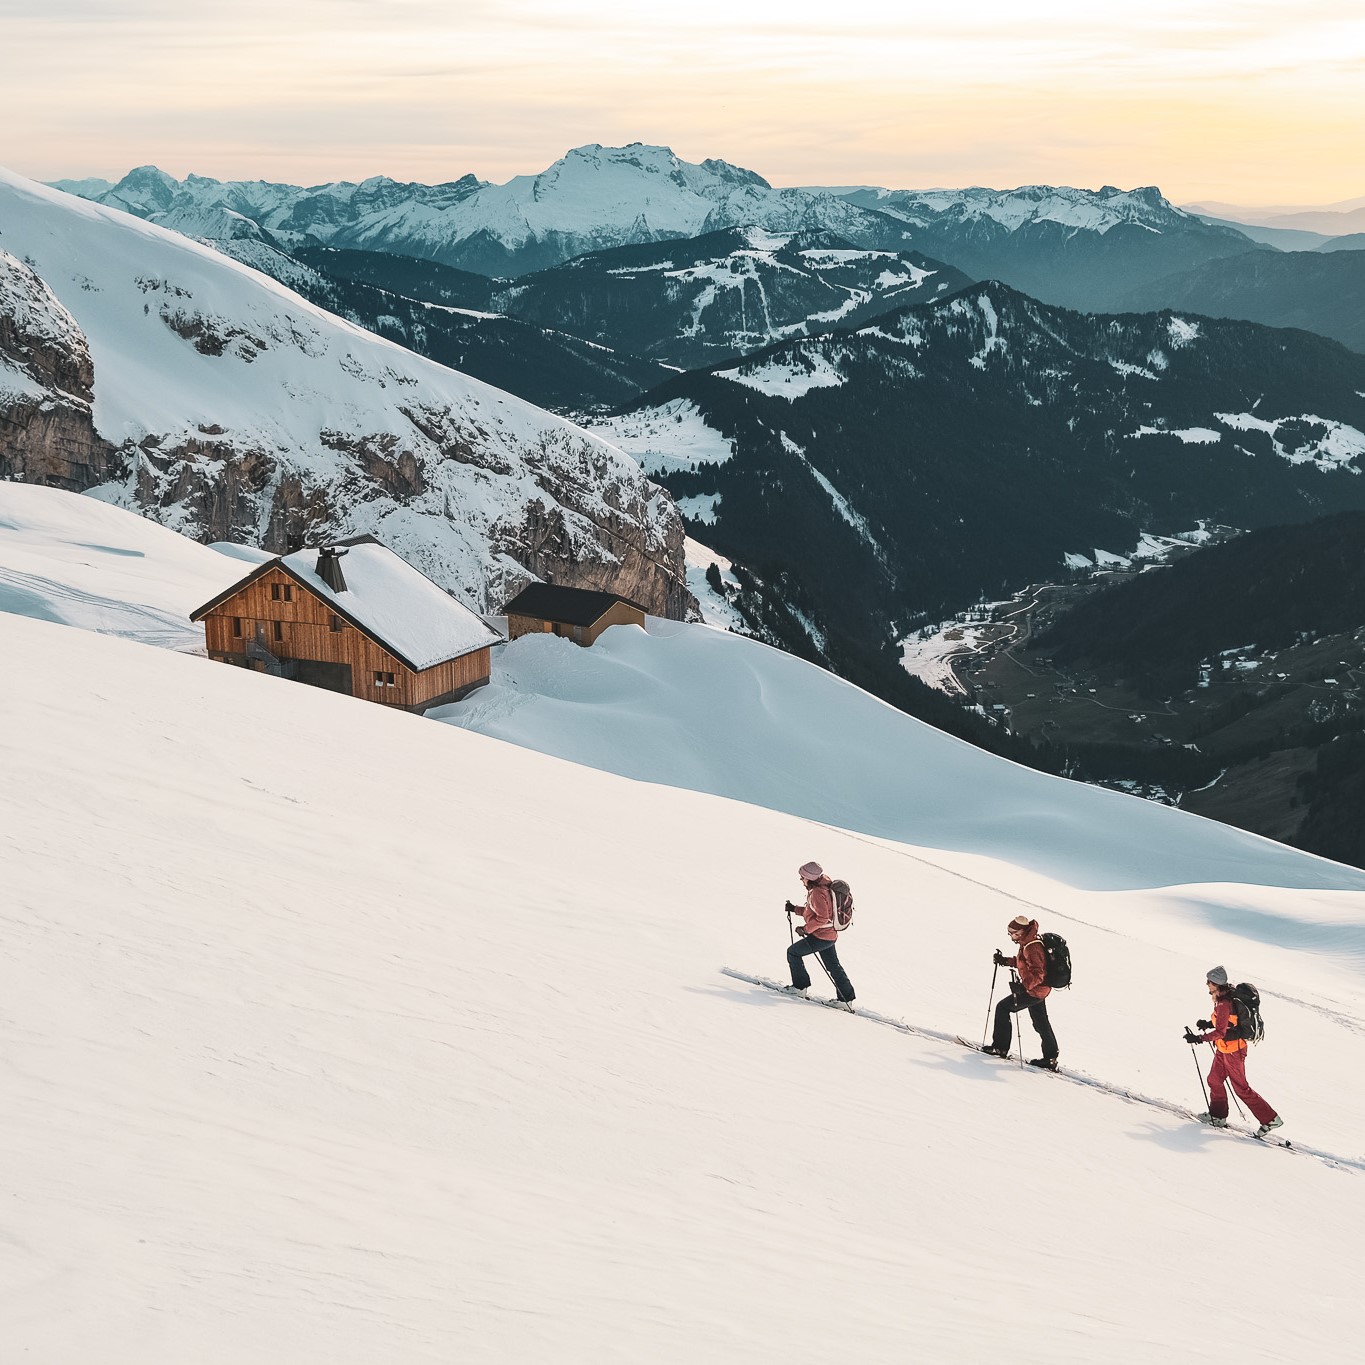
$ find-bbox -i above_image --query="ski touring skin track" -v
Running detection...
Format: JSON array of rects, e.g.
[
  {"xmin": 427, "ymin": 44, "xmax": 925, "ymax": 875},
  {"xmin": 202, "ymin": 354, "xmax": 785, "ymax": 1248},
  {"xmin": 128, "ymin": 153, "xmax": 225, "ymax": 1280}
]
[{"xmin": 721, "ymin": 969, "xmax": 1362, "ymax": 1174}]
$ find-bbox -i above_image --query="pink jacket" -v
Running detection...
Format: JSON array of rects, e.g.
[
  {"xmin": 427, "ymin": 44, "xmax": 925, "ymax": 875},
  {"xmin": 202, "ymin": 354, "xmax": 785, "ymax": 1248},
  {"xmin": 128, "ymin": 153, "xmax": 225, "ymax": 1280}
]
[
  {"xmin": 798, "ymin": 879, "xmax": 838, "ymax": 942},
  {"xmin": 1003, "ymin": 921, "xmax": 1050, "ymax": 999}
]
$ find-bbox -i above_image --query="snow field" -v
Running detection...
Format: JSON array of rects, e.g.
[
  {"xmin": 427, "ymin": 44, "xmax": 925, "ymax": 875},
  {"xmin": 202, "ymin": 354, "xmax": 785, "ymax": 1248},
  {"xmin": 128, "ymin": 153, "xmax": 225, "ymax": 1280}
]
[{"xmin": 3, "ymin": 491, "xmax": 1365, "ymax": 1360}]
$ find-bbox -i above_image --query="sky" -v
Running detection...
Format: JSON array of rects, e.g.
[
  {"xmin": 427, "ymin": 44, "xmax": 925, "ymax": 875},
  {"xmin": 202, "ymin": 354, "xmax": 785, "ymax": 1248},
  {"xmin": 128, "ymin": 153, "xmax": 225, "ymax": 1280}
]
[{"xmin": 2, "ymin": 0, "xmax": 1363, "ymax": 204}]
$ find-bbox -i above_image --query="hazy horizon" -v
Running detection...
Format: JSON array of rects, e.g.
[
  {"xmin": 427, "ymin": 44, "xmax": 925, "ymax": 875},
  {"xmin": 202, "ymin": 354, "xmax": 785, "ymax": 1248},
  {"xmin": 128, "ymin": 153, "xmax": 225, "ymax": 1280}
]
[{"xmin": 5, "ymin": 1, "xmax": 1363, "ymax": 205}]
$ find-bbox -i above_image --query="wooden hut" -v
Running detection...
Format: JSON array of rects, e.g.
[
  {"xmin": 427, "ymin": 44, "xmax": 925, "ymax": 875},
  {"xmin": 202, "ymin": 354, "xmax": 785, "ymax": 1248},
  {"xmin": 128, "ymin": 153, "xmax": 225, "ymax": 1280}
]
[
  {"xmin": 502, "ymin": 583, "xmax": 646, "ymax": 647},
  {"xmin": 191, "ymin": 536, "xmax": 501, "ymax": 711}
]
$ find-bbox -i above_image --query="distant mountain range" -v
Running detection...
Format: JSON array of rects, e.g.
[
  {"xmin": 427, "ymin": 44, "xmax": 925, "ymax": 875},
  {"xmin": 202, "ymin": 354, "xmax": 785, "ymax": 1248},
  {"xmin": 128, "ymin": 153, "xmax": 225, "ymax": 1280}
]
[
  {"xmin": 57, "ymin": 148, "xmax": 1277, "ymax": 318},
  {"xmin": 1182, "ymin": 195, "xmax": 1365, "ymax": 237},
  {"xmin": 818, "ymin": 184, "xmax": 1263, "ymax": 311},
  {"xmin": 55, "ymin": 146, "xmax": 924, "ymax": 277},
  {"xmin": 595, "ymin": 282, "xmax": 1365, "ymax": 687}
]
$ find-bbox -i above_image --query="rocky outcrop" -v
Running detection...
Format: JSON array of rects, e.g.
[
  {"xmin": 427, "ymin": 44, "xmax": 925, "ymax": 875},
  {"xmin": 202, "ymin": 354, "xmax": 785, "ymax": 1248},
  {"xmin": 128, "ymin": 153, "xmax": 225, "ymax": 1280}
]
[{"xmin": 0, "ymin": 251, "xmax": 118, "ymax": 489}]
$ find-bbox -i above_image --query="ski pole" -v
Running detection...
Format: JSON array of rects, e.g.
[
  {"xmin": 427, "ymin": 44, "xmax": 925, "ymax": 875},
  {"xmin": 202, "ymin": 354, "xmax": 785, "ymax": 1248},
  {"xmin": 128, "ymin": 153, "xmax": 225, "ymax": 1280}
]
[
  {"xmin": 1012, "ymin": 972, "xmax": 1024, "ymax": 1068},
  {"xmin": 981, "ymin": 961, "xmax": 999, "ymax": 1047},
  {"xmin": 1188, "ymin": 1030, "xmax": 1210, "ymax": 1112}
]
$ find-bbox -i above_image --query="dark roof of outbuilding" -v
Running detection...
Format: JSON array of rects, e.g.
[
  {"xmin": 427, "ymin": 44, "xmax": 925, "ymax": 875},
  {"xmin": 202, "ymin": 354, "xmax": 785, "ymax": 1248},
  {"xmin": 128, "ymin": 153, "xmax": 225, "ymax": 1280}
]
[{"xmin": 502, "ymin": 582, "xmax": 646, "ymax": 627}]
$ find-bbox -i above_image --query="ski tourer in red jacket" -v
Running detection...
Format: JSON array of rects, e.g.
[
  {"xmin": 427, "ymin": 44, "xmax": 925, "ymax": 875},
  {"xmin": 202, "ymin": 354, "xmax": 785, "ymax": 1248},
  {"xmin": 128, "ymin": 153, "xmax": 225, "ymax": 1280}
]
[{"xmin": 1184, "ymin": 966, "xmax": 1283, "ymax": 1137}]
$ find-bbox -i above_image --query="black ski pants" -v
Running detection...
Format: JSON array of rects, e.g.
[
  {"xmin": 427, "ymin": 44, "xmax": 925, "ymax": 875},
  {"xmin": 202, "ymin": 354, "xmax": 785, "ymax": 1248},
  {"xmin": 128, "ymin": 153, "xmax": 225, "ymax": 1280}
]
[
  {"xmin": 787, "ymin": 935, "xmax": 855, "ymax": 1003},
  {"xmin": 993, "ymin": 987, "xmax": 1058, "ymax": 1060}
]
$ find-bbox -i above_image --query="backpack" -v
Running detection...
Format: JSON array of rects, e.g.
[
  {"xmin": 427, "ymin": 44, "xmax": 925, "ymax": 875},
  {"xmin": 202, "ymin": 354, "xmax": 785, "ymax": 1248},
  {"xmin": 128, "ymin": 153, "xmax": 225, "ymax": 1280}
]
[
  {"xmin": 1039, "ymin": 932, "xmax": 1072, "ymax": 989},
  {"xmin": 1228, "ymin": 982, "xmax": 1264, "ymax": 1043},
  {"xmin": 829, "ymin": 879, "xmax": 855, "ymax": 932}
]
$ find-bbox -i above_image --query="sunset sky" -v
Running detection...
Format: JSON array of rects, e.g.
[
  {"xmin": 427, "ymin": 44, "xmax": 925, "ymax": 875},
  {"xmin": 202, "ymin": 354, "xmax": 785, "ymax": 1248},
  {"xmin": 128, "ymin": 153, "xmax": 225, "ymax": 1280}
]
[{"xmin": 4, "ymin": 0, "xmax": 1362, "ymax": 205}]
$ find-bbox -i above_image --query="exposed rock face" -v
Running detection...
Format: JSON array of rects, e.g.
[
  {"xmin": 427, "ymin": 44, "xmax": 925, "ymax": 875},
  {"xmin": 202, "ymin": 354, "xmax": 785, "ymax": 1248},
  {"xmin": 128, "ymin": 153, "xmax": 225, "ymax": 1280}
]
[{"xmin": 0, "ymin": 251, "xmax": 117, "ymax": 489}]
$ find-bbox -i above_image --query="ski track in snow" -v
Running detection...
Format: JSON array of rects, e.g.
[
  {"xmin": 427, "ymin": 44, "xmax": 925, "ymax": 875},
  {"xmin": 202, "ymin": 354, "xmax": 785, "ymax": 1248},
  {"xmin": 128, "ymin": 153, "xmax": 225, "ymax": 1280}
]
[{"xmin": 720, "ymin": 971, "xmax": 1362, "ymax": 1173}]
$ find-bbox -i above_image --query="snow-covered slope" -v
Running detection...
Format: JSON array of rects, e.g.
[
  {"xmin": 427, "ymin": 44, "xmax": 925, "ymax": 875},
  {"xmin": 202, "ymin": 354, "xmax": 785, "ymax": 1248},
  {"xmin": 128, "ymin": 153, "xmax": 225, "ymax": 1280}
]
[
  {"xmin": 5, "ymin": 492, "xmax": 1365, "ymax": 1358},
  {"xmin": 4, "ymin": 588, "xmax": 1365, "ymax": 1361},
  {"xmin": 0, "ymin": 482, "xmax": 246, "ymax": 648},
  {"xmin": 67, "ymin": 145, "xmax": 920, "ymax": 277},
  {"xmin": 435, "ymin": 619, "xmax": 1365, "ymax": 898},
  {"xmin": 0, "ymin": 165, "xmax": 691, "ymax": 618}
]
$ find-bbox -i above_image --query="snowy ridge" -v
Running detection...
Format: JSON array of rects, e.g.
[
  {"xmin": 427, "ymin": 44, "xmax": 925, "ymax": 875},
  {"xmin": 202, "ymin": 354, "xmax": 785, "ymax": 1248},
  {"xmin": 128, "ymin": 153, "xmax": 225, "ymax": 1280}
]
[
  {"xmin": 847, "ymin": 183, "xmax": 1196, "ymax": 236},
  {"xmin": 1215, "ymin": 411, "xmax": 1365, "ymax": 472},
  {"xmin": 716, "ymin": 345, "xmax": 850, "ymax": 397},
  {"xmin": 67, "ymin": 145, "xmax": 920, "ymax": 276}
]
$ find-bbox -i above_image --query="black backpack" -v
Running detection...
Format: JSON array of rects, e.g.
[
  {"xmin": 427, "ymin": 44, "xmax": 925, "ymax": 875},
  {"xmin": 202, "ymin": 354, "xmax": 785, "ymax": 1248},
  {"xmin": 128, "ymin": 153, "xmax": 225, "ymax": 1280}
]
[
  {"xmin": 1228, "ymin": 982, "xmax": 1264, "ymax": 1043},
  {"xmin": 1039, "ymin": 932, "xmax": 1072, "ymax": 989}
]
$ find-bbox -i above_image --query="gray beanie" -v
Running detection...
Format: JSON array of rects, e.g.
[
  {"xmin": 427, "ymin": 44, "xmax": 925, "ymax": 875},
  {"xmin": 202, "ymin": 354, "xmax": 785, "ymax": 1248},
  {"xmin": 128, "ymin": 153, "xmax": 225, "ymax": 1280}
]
[{"xmin": 1206, "ymin": 965, "xmax": 1228, "ymax": 986}]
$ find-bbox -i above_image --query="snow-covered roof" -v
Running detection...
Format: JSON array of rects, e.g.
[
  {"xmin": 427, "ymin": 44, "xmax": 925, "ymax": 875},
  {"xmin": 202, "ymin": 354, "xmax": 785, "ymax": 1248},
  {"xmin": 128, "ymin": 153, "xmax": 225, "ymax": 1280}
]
[{"xmin": 194, "ymin": 537, "xmax": 502, "ymax": 672}]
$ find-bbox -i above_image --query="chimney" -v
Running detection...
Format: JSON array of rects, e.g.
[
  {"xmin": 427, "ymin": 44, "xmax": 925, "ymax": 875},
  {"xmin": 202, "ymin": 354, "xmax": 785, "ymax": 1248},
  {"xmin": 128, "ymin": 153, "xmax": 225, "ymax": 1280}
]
[{"xmin": 316, "ymin": 546, "xmax": 349, "ymax": 593}]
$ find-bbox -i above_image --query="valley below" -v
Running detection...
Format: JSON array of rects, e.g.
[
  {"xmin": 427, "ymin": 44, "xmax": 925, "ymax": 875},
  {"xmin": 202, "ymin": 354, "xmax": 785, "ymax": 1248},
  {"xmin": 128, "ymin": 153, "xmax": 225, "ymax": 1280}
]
[{"xmin": 909, "ymin": 563, "xmax": 1365, "ymax": 866}]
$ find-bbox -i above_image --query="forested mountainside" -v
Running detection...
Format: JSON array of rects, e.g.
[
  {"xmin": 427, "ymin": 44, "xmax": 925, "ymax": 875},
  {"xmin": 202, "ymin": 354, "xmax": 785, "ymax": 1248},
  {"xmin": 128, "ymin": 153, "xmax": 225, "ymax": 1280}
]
[{"xmin": 1118, "ymin": 247, "xmax": 1365, "ymax": 354}]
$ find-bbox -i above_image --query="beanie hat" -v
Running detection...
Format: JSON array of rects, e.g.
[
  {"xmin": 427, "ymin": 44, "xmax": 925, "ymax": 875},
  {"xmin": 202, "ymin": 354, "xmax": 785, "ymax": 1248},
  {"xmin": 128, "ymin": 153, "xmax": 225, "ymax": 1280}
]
[
  {"xmin": 1007, "ymin": 915, "xmax": 1032, "ymax": 930},
  {"xmin": 1206, "ymin": 965, "xmax": 1228, "ymax": 986},
  {"xmin": 798, "ymin": 861, "xmax": 824, "ymax": 882}
]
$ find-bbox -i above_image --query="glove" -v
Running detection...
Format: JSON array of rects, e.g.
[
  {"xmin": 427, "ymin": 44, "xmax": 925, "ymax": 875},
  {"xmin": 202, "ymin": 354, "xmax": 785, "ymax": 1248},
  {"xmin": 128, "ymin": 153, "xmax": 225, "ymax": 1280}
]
[
  {"xmin": 1196, "ymin": 1019, "xmax": 1213, "ymax": 1030},
  {"xmin": 993, "ymin": 950, "xmax": 1006, "ymax": 966},
  {"xmin": 796, "ymin": 926, "xmax": 807, "ymax": 937},
  {"xmin": 784, "ymin": 901, "xmax": 797, "ymax": 914},
  {"xmin": 1183, "ymin": 1028, "xmax": 1201, "ymax": 1045}
]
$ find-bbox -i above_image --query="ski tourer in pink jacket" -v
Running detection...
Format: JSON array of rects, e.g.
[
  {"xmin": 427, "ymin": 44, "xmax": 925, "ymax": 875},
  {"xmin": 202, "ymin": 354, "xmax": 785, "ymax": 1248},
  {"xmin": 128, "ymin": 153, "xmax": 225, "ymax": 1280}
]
[{"xmin": 782, "ymin": 860, "xmax": 855, "ymax": 1006}]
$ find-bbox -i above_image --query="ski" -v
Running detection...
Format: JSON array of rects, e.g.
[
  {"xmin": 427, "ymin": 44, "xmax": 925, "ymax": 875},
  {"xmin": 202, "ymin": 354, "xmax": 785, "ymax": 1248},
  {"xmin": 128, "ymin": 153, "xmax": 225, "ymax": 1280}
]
[
  {"xmin": 719, "ymin": 968, "xmax": 856, "ymax": 1013},
  {"xmin": 954, "ymin": 1036, "xmax": 1006, "ymax": 1057},
  {"xmin": 1196, "ymin": 1116, "xmax": 1293, "ymax": 1149}
]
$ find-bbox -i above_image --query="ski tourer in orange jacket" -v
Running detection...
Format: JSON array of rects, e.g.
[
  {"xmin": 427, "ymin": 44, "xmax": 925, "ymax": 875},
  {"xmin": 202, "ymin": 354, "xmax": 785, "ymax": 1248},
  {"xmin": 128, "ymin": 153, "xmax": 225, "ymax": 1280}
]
[{"xmin": 1185, "ymin": 966, "xmax": 1282, "ymax": 1135}]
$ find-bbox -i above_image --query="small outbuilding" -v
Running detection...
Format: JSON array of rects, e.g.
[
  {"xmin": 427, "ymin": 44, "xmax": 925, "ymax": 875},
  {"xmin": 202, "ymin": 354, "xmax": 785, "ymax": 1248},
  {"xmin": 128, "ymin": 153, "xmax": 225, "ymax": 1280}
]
[
  {"xmin": 502, "ymin": 583, "xmax": 646, "ymax": 647},
  {"xmin": 191, "ymin": 536, "xmax": 501, "ymax": 711}
]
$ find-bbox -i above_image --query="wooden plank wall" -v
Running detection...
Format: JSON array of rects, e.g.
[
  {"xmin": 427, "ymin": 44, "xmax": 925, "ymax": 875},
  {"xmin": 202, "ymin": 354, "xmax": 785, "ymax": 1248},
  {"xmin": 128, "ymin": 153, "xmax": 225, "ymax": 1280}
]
[
  {"xmin": 506, "ymin": 614, "xmax": 554, "ymax": 642},
  {"xmin": 202, "ymin": 567, "xmax": 489, "ymax": 708},
  {"xmin": 585, "ymin": 601, "xmax": 646, "ymax": 646}
]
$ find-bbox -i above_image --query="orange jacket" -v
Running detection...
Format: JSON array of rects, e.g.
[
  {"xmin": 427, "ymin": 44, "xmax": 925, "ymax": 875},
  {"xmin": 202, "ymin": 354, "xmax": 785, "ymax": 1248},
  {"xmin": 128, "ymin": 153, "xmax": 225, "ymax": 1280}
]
[
  {"xmin": 1199, "ymin": 995, "xmax": 1248, "ymax": 1054},
  {"xmin": 1003, "ymin": 925, "xmax": 1050, "ymax": 999}
]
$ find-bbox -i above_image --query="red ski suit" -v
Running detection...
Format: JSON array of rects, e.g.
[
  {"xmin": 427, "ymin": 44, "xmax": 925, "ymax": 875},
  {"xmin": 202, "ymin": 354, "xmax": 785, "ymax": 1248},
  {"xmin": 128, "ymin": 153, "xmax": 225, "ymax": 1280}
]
[{"xmin": 1196, "ymin": 995, "xmax": 1277, "ymax": 1126}]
